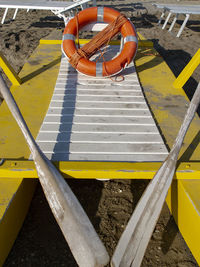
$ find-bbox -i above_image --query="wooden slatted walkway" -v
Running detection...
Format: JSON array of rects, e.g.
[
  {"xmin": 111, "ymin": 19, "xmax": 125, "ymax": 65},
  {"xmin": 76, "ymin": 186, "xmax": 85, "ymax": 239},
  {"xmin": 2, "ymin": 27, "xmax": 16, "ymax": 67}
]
[{"xmin": 35, "ymin": 46, "xmax": 168, "ymax": 162}]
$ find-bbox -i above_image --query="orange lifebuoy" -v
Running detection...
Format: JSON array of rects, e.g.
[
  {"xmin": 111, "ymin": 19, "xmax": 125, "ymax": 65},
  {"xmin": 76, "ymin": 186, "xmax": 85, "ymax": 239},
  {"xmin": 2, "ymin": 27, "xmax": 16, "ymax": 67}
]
[{"xmin": 62, "ymin": 7, "xmax": 138, "ymax": 77}]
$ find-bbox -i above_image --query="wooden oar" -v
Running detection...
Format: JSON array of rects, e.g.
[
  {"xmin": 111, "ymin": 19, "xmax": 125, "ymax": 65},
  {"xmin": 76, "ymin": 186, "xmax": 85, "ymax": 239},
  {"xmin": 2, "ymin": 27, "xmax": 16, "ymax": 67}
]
[
  {"xmin": 111, "ymin": 82, "xmax": 200, "ymax": 267},
  {"xmin": 0, "ymin": 75, "xmax": 109, "ymax": 267}
]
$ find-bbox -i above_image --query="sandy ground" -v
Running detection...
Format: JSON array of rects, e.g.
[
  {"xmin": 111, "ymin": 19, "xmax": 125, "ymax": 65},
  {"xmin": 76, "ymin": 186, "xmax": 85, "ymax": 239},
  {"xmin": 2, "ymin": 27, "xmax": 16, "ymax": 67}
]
[{"xmin": 1, "ymin": 0, "xmax": 200, "ymax": 266}]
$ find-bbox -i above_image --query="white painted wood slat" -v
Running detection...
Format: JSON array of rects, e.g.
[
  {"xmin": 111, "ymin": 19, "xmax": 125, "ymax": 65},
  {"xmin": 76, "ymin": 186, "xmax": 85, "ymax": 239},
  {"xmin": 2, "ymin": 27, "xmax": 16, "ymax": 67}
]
[
  {"xmin": 53, "ymin": 90, "xmax": 143, "ymax": 96},
  {"xmin": 55, "ymin": 84, "xmax": 141, "ymax": 90},
  {"xmin": 50, "ymin": 101, "xmax": 148, "ymax": 109},
  {"xmin": 48, "ymin": 108, "xmax": 151, "ymax": 117},
  {"xmin": 37, "ymin": 142, "xmax": 168, "ymax": 154},
  {"xmin": 44, "ymin": 153, "xmax": 167, "ymax": 162},
  {"xmin": 37, "ymin": 132, "xmax": 163, "ymax": 143},
  {"xmin": 40, "ymin": 123, "xmax": 158, "ymax": 133},
  {"xmin": 52, "ymin": 95, "xmax": 145, "ymax": 102},
  {"xmin": 43, "ymin": 115, "xmax": 155, "ymax": 124}
]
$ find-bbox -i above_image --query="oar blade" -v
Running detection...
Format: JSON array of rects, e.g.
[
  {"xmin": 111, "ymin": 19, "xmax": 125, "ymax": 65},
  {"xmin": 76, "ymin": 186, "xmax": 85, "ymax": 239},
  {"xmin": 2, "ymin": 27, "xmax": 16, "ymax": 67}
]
[
  {"xmin": 34, "ymin": 151, "xmax": 110, "ymax": 267},
  {"xmin": 111, "ymin": 160, "xmax": 176, "ymax": 267}
]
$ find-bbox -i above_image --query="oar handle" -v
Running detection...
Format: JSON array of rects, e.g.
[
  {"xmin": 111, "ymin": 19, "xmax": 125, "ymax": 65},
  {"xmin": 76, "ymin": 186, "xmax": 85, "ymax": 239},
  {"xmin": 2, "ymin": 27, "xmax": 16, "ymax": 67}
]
[{"xmin": 172, "ymin": 82, "xmax": 200, "ymax": 155}]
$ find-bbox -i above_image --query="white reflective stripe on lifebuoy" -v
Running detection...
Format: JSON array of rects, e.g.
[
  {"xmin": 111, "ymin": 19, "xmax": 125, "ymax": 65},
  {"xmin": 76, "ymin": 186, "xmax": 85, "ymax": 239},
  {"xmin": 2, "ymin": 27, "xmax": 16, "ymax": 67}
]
[
  {"xmin": 124, "ymin": 35, "xmax": 138, "ymax": 43},
  {"xmin": 97, "ymin": 7, "xmax": 104, "ymax": 22},
  {"xmin": 63, "ymin": 33, "xmax": 75, "ymax": 41},
  {"xmin": 96, "ymin": 62, "xmax": 103, "ymax": 77}
]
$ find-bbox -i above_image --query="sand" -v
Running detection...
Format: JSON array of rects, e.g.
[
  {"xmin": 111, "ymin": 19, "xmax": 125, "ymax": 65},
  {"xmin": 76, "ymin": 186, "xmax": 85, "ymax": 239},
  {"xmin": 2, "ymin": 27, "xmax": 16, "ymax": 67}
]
[{"xmin": 1, "ymin": 0, "xmax": 200, "ymax": 266}]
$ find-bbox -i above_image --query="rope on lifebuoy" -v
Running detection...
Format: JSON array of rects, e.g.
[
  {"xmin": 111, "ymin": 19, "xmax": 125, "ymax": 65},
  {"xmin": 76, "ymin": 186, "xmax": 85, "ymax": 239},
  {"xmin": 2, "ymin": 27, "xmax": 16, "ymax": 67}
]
[{"xmin": 62, "ymin": 7, "xmax": 138, "ymax": 77}]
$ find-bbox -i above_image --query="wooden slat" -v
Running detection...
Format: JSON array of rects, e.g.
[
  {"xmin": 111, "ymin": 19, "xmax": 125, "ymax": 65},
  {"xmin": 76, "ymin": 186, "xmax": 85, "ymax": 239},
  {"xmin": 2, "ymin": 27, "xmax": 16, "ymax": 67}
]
[
  {"xmin": 56, "ymin": 79, "xmax": 139, "ymax": 86},
  {"xmin": 47, "ymin": 108, "xmax": 151, "ymax": 116},
  {"xmin": 54, "ymin": 84, "xmax": 141, "ymax": 90},
  {"xmin": 44, "ymin": 153, "xmax": 168, "ymax": 162},
  {"xmin": 52, "ymin": 95, "xmax": 145, "ymax": 102},
  {"xmin": 53, "ymin": 89, "xmax": 143, "ymax": 96},
  {"xmin": 49, "ymin": 102, "xmax": 148, "ymax": 109},
  {"xmin": 43, "ymin": 115, "xmax": 155, "ymax": 124},
  {"xmin": 37, "ymin": 132, "xmax": 163, "ymax": 143},
  {"xmin": 40, "ymin": 123, "xmax": 159, "ymax": 133},
  {"xmin": 37, "ymin": 142, "xmax": 168, "ymax": 154}
]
